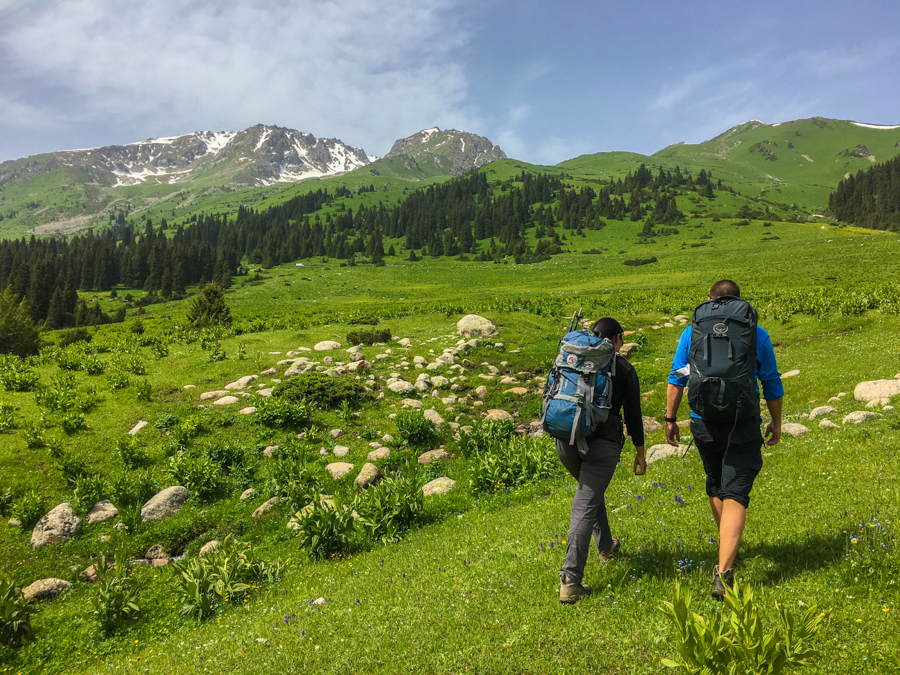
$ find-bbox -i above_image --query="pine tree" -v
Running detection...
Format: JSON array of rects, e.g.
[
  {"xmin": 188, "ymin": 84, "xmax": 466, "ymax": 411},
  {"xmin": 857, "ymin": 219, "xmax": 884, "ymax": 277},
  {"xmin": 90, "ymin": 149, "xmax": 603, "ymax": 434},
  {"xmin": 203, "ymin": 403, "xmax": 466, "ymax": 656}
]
[
  {"xmin": 186, "ymin": 283, "xmax": 232, "ymax": 328},
  {"xmin": 0, "ymin": 288, "xmax": 41, "ymax": 355},
  {"xmin": 45, "ymin": 287, "xmax": 66, "ymax": 329}
]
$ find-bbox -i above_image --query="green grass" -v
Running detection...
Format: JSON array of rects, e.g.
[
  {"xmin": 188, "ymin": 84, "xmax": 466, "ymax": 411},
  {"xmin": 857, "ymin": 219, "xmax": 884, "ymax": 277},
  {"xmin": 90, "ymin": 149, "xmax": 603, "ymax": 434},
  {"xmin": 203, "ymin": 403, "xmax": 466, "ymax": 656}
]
[{"xmin": 1, "ymin": 218, "xmax": 900, "ymax": 672}]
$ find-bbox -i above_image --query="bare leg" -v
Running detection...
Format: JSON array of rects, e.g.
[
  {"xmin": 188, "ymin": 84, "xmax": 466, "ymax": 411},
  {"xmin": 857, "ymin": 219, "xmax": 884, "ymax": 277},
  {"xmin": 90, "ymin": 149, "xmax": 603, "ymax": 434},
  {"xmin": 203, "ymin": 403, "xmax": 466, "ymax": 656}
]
[
  {"xmin": 717, "ymin": 499, "xmax": 746, "ymax": 571},
  {"xmin": 709, "ymin": 497, "xmax": 723, "ymax": 528}
]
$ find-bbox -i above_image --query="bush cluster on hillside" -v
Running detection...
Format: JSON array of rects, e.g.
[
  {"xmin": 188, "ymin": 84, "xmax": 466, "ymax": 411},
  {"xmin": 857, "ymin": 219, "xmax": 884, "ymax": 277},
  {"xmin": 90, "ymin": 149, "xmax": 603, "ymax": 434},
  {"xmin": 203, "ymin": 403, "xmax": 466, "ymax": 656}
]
[
  {"xmin": 346, "ymin": 327, "xmax": 391, "ymax": 345},
  {"xmin": 273, "ymin": 372, "xmax": 368, "ymax": 409}
]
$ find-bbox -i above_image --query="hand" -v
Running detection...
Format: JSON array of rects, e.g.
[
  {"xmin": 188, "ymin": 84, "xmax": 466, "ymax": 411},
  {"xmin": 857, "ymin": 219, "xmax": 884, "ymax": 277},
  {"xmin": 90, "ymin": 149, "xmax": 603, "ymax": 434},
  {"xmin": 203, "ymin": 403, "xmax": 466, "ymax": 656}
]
[
  {"xmin": 665, "ymin": 421, "xmax": 681, "ymax": 446},
  {"xmin": 633, "ymin": 449, "xmax": 646, "ymax": 476},
  {"xmin": 764, "ymin": 421, "xmax": 782, "ymax": 446}
]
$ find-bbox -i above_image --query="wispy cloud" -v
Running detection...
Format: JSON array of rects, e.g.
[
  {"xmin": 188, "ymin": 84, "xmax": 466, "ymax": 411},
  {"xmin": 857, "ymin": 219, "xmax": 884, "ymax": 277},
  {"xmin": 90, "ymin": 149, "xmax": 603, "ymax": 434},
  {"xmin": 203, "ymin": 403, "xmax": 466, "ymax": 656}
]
[{"xmin": 0, "ymin": 0, "xmax": 475, "ymax": 155}]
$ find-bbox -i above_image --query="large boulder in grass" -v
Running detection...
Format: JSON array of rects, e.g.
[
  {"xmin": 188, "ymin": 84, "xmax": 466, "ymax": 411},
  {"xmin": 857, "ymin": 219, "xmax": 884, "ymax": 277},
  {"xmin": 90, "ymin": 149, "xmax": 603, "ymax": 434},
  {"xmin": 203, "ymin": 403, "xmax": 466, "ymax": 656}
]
[
  {"xmin": 314, "ymin": 341, "xmax": 342, "ymax": 351},
  {"xmin": 86, "ymin": 500, "xmax": 118, "ymax": 525},
  {"xmin": 31, "ymin": 503, "xmax": 82, "ymax": 549},
  {"xmin": 456, "ymin": 315, "xmax": 498, "ymax": 338},
  {"xmin": 423, "ymin": 477, "xmax": 456, "ymax": 496},
  {"xmin": 141, "ymin": 486, "xmax": 189, "ymax": 523},
  {"xmin": 854, "ymin": 380, "xmax": 900, "ymax": 402},
  {"xmin": 284, "ymin": 360, "xmax": 316, "ymax": 378},
  {"xmin": 843, "ymin": 411, "xmax": 882, "ymax": 425},
  {"xmin": 354, "ymin": 463, "xmax": 382, "ymax": 489},
  {"xmin": 23, "ymin": 578, "xmax": 71, "ymax": 602},
  {"xmin": 619, "ymin": 343, "xmax": 639, "ymax": 360}
]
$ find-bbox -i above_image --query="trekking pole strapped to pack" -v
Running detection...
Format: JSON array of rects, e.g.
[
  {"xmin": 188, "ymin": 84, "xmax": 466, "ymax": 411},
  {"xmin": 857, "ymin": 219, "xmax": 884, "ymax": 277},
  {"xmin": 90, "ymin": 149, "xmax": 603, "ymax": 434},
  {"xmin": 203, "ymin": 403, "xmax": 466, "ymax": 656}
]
[{"xmin": 540, "ymin": 313, "xmax": 616, "ymax": 456}]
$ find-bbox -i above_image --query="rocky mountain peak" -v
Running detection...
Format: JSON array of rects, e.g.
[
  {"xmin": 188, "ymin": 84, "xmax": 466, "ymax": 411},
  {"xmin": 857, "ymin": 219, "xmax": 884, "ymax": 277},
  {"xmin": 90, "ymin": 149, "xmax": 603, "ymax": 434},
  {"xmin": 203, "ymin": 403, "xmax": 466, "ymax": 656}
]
[{"xmin": 385, "ymin": 128, "xmax": 507, "ymax": 175}]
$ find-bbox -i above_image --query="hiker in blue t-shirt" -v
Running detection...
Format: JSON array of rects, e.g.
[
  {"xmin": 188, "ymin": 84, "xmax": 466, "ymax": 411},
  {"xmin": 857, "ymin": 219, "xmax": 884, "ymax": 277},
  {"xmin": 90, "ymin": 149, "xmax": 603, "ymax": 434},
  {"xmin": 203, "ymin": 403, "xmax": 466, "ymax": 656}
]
[{"xmin": 665, "ymin": 280, "xmax": 784, "ymax": 599}]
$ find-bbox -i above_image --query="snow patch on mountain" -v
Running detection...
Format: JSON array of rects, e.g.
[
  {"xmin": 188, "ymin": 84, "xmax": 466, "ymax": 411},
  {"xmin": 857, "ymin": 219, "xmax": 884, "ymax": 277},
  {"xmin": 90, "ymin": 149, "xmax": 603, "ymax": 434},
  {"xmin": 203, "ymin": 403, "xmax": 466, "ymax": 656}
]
[{"xmin": 852, "ymin": 122, "xmax": 900, "ymax": 130}]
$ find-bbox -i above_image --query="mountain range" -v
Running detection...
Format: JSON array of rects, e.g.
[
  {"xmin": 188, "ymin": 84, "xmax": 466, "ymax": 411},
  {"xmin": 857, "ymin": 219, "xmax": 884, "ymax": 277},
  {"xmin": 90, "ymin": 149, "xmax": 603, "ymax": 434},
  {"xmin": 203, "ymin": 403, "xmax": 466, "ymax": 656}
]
[{"xmin": 0, "ymin": 116, "xmax": 898, "ymax": 238}]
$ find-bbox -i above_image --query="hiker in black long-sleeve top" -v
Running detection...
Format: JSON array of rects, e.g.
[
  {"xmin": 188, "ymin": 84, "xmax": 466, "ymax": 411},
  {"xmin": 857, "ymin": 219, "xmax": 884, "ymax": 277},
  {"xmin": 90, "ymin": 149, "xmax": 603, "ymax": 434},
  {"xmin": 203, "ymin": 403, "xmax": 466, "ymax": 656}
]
[{"xmin": 558, "ymin": 317, "xmax": 646, "ymax": 604}]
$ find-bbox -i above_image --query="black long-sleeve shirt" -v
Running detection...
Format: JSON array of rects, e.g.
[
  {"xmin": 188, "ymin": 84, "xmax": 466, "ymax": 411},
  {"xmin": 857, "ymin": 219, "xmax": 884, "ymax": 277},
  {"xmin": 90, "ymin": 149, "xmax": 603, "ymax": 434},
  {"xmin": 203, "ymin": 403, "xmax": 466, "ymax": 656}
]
[{"xmin": 588, "ymin": 354, "xmax": 645, "ymax": 447}]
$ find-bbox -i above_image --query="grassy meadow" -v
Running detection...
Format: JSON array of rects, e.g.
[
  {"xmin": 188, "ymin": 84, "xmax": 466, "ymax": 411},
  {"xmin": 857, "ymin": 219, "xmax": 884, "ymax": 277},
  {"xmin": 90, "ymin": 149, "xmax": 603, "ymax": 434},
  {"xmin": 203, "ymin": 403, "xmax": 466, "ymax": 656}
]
[{"xmin": 1, "ymin": 213, "xmax": 899, "ymax": 673}]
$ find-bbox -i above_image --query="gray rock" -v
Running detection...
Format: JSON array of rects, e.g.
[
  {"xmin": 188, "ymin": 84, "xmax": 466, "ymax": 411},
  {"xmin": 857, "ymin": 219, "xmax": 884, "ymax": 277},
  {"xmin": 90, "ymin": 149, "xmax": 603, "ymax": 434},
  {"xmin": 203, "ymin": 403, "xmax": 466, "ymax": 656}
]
[
  {"xmin": 86, "ymin": 500, "xmax": 118, "ymax": 525},
  {"xmin": 314, "ymin": 341, "xmax": 341, "ymax": 351},
  {"xmin": 475, "ymin": 386, "xmax": 487, "ymax": 399},
  {"xmin": 456, "ymin": 314, "xmax": 498, "ymax": 338},
  {"xmin": 418, "ymin": 449, "xmax": 449, "ymax": 464},
  {"xmin": 260, "ymin": 367, "xmax": 277, "ymax": 376},
  {"xmin": 128, "ymin": 420, "xmax": 148, "ymax": 435},
  {"xmin": 646, "ymin": 444, "xmax": 689, "ymax": 464},
  {"xmin": 782, "ymin": 423, "xmax": 810, "ymax": 437},
  {"xmin": 642, "ymin": 416, "xmax": 663, "ymax": 433},
  {"xmin": 240, "ymin": 488, "xmax": 258, "ymax": 501},
  {"xmin": 854, "ymin": 379, "xmax": 900, "ymax": 402},
  {"xmin": 199, "ymin": 540, "xmax": 220, "ymax": 557},
  {"xmin": 619, "ymin": 343, "xmax": 639, "ymax": 359},
  {"xmin": 354, "ymin": 463, "xmax": 382, "ymax": 489},
  {"xmin": 424, "ymin": 409, "xmax": 444, "ymax": 425},
  {"xmin": 843, "ymin": 410, "xmax": 882, "ymax": 425},
  {"xmin": 809, "ymin": 405, "xmax": 837, "ymax": 420},
  {"xmin": 402, "ymin": 398, "xmax": 424, "ymax": 409},
  {"xmin": 225, "ymin": 375, "xmax": 259, "ymax": 390},
  {"xmin": 141, "ymin": 486, "xmax": 189, "ymax": 522},
  {"xmin": 199, "ymin": 390, "xmax": 230, "ymax": 401},
  {"xmin": 263, "ymin": 445, "xmax": 279, "ymax": 458},
  {"xmin": 819, "ymin": 419, "xmax": 840, "ymax": 429},
  {"xmin": 484, "ymin": 409, "xmax": 513, "ymax": 422},
  {"xmin": 239, "ymin": 406, "xmax": 257, "ymax": 415},
  {"xmin": 257, "ymin": 387, "xmax": 274, "ymax": 398},
  {"xmin": 213, "ymin": 395, "xmax": 240, "ymax": 405},
  {"xmin": 382, "ymin": 433, "xmax": 395, "ymax": 443},
  {"xmin": 333, "ymin": 445, "xmax": 350, "ymax": 458},
  {"xmin": 330, "ymin": 429, "xmax": 343, "ymax": 438},
  {"xmin": 326, "ymin": 462, "xmax": 354, "ymax": 479},
  {"xmin": 422, "ymin": 477, "xmax": 456, "ymax": 496},
  {"xmin": 145, "ymin": 544, "xmax": 167, "ymax": 560},
  {"xmin": 347, "ymin": 359, "xmax": 371, "ymax": 372},
  {"xmin": 388, "ymin": 380, "xmax": 416, "ymax": 394},
  {"xmin": 8, "ymin": 518, "xmax": 21, "ymax": 527},
  {"xmin": 284, "ymin": 360, "xmax": 316, "ymax": 378},
  {"xmin": 31, "ymin": 503, "xmax": 82, "ymax": 549},
  {"xmin": 252, "ymin": 497, "xmax": 279, "ymax": 517},
  {"xmin": 781, "ymin": 369, "xmax": 801, "ymax": 379},
  {"xmin": 23, "ymin": 578, "xmax": 71, "ymax": 602},
  {"xmin": 368, "ymin": 447, "xmax": 391, "ymax": 461}
]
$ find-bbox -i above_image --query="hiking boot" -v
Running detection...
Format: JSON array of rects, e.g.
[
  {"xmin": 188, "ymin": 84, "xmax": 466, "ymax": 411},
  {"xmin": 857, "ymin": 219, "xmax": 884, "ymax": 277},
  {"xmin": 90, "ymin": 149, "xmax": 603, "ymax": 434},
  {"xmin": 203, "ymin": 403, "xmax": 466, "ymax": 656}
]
[
  {"xmin": 711, "ymin": 565, "xmax": 734, "ymax": 601},
  {"xmin": 599, "ymin": 537, "xmax": 620, "ymax": 563},
  {"xmin": 560, "ymin": 576, "xmax": 592, "ymax": 604}
]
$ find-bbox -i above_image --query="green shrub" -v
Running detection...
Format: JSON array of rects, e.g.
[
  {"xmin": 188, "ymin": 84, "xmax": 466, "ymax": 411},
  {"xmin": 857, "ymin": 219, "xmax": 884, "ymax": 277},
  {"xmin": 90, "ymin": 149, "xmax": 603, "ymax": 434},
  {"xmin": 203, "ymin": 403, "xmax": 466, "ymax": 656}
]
[
  {"xmin": 0, "ymin": 287, "xmax": 41, "ymax": 357},
  {"xmin": 186, "ymin": 283, "xmax": 232, "ymax": 328},
  {"xmin": 289, "ymin": 495, "xmax": 357, "ymax": 560},
  {"xmin": 56, "ymin": 347, "xmax": 84, "ymax": 371},
  {"xmin": 90, "ymin": 549, "xmax": 146, "ymax": 636},
  {"xmin": 134, "ymin": 378, "xmax": 153, "ymax": 402},
  {"xmin": 60, "ymin": 411, "xmax": 88, "ymax": 435},
  {"xmin": 357, "ymin": 465, "xmax": 423, "ymax": 544},
  {"xmin": 273, "ymin": 371, "xmax": 368, "ymax": 409},
  {"xmin": 12, "ymin": 490, "xmax": 48, "ymax": 529},
  {"xmin": 395, "ymin": 408, "xmax": 441, "ymax": 449},
  {"xmin": 0, "ymin": 402, "xmax": 17, "ymax": 433},
  {"xmin": 0, "ymin": 363, "xmax": 39, "ymax": 392},
  {"xmin": 267, "ymin": 456, "xmax": 324, "ymax": 509},
  {"xmin": 149, "ymin": 339, "xmax": 169, "ymax": 359},
  {"xmin": 167, "ymin": 452, "xmax": 225, "ymax": 500},
  {"xmin": 154, "ymin": 413, "xmax": 181, "ymax": 430},
  {"xmin": 57, "ymin": 451, "xmax": 92, "ymax": 487},
  {"xmin": 470, "ymin": 435, "xmax": 557, "ymax": 493},
  {"xmin": 58, "ymin": 327, "xmax": 92, "ymax": 348},
  {"xmin": 35, "ymin": 372, "xmax": 78, "ymax": 412},
  {"xmin": 106, "ymin": 368, "xmax": 130, "ymax": 391},
  {"xmin": 0, "ymin": 577, "xmax": 35, "ymax": 647},
  {"xmin": 347, "ymin": 315, "xmax": 380, "ymax": 325},
  {"xmin": 346, "ymin": 327, "xmax": 392, "ymax": 345},
  {"xmin": 108, "ymin": 469, "xmax": 158, "ymax": 510},
  {"xmin": 458, "ymin": 418, "xmax": 517, "ymax": 458},
  {"xmin": 624, "ymin": 256, "xmax": 658, "ymax": 267},
  {"xmin": 0, "ymin": 489, "xmax": 11, "ymax": 516},
  {"xmin": 116, "ymin": 436, "xmax": 152, "ymax": 470},
  {"xmin": 659, "ymin": 580, "xmax": 827, "ymax": 674},
  {"xmin": 72, "ymin": 473, "xmax": 106, "ymax": 513},
  {"xmin": 83, "ymin": 353, "xmax": 106, "ymax": 375},
  {"xmin": 116, "ymin": 354, "xmax": 146, "ymax": 375},
  {"xmin": 254, "ymin": 395, "xmax": 315, "ymax": 429},
  {"xmin": 22, "ymin": 422, "xmax": 45, "ymax": 449}
]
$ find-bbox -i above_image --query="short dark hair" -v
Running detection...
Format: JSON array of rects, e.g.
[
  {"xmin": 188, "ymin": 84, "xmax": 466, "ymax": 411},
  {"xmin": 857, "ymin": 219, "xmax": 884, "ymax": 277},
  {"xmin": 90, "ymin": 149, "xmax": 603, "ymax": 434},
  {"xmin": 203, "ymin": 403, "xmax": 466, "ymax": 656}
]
[
  {"xmin": 709, "ymin": 279, "xmax": 740, "ymax": 299},
  {"xmin": 591, "ymin": 317, "xmax": 623, "ymax": 340}
]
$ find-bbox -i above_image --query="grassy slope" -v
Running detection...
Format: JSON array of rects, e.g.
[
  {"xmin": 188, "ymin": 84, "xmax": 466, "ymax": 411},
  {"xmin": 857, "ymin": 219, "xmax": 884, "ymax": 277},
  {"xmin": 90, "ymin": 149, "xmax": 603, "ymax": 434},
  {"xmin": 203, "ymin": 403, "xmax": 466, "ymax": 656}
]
[{"xmin": 1, "ymin": 213, "xmax": 900, "ymax": 671}]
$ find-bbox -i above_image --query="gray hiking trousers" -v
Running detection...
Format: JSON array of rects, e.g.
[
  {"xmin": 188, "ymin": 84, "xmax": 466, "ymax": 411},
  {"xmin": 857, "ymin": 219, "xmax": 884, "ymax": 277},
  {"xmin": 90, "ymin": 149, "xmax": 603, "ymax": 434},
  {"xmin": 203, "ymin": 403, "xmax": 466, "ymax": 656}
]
[{"xmin": 556, "ymin": 436, "xmax": 623, "ymax": 583}]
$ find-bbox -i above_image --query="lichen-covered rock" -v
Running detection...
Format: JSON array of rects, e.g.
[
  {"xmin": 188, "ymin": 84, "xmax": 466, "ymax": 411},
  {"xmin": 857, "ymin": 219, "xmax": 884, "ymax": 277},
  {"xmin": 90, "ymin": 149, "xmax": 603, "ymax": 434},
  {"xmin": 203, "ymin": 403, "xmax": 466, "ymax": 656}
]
[
  {"xmin": 423, "ymin": 409, "xmax": 444, "ymax": 425},
  {"xmin": 23, "ymin": 578, "xmax": 70, "ymax": 602},
  {"xmin": 642, "ymin": 416, "xmax": 663, "ymax": 433},
  {"xmin": 402, "ymin": 398, "xmax": 424, "ymax": 409},
  {"xmin": 619, "ymin": 343, "xmax": 639, "ymax": 359},
  {"xmin": 347, "ymin": 359, "xmax": 371, "ymax": 372},
  {"xmin": 646, "ymin": 444, "xmax": 689, "ymax": 464},
  {"xmin": 31, "ymin": 503, "xmax": 82, "ymax": 549},
  {"xmin": 240, "ymin": 488, "xmax": 258, "ymax": 501},
  {"xmin": 326, "ymin": 462, "xmax": 354, "ymax": 479},
  {"xmin": 252, "ymin": 497, "xmax": 279, "ymax": 517},
  {"xmin": 782, "ymin": 423, "xmax": 810, "ymax": 437},
  {"xmin": 809, "ymin": 406, "xmax": 837, "ymax": 420},
  {"xmin": 819, "ymin": 419, "xmax": 840, "ymax": 429},
  {"xmin": 213, "ymin": 395, "xmax": 240, "ymax": 405},
  {"xmin": 333, "ymin": 445, "xmax": 350, "ymax": 458},
  {"xmin": 484, "ymin": 409, "xmax": 513, "ymax": 422},
  {"xmin": 418, "ymin": 449, "xmax": 449, "ymax": 464},
  {"xmin": 284, "ymin": 360, "xmax": 316, "ymax": 378},
  {"xmin": 225, "ymin": 375, "xmax": 259, "ymax": 390},
  {"xmin": 422, "ymin": 477, "xmax": 456, "ymax": 496},
  {"xmin": 86, "ymin": 500, "xmax": 118, "ymax": 525},
  {"xmin": 141, "ymin": 486, "xmax": 189, "ymax": 523},
  {"xmin": 145, "ymin": 544, "xmax": 167, "ymax": 561},
  {"xmin": 368, "ymin": 447, "xmax": 391, "ymax": 461},
  {"xmin": 456, "ymin": 314, "xmax": 498, "ymax": 338},
  {"xmin": 314, "ymin": 341, "xmax": 341, "ymax": 351},
  {"xmin": 843, "ymin": 411, "xmax": 882, "ymax": 425},
  {"xmin": 388, "ymin": 380, "xmax": 415, "ymax": 394},
  {"xmin": 128, "ymin": 420, "xmax": 148, "ymax": 435},
  {"xmin": 199, "ymin": 540, "xmax": 220, "ymax": 557},
  {"xmin": 354, "ymin": 463, "xmax": 382, "ymax": 489}
]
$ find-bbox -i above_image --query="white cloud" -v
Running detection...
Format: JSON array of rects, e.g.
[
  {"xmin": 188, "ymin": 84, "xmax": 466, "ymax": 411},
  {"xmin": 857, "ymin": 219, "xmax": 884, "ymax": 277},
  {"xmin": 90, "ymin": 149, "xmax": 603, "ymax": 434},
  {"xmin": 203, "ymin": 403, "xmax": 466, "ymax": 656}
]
[{"xmin": 0, "ymin": 0, "xmax": 476, "ymax": 155}]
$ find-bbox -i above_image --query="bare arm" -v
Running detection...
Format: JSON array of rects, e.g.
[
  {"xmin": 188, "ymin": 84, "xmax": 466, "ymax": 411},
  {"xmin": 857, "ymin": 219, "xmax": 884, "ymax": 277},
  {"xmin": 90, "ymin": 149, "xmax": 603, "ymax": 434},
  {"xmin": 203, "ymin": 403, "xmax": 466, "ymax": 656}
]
[
  {"xmin": 665, "ymin": 384, "xmax": 684, "ymax": 446},
  {"xmin": 764, "ymin": 396, "xmax": 783, "ymax": 446}
]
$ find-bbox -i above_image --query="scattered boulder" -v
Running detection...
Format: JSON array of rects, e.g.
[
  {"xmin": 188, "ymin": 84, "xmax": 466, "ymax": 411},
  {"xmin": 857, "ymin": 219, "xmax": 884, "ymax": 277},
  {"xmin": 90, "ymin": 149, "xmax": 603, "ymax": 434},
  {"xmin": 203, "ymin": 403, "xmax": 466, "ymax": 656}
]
[
  {"xmin": 456, "ymin": 314, "xmax": 498, "ymax": 338},
  {"xmin": 781, "ymin": 369, "xmax": 801, "ymax": 379},
  {"xmin": 398, "ymin": 338, "xmax": 412, "ymax": 347},
  {"xmin": 402, "ymin": 398, "xmax": 424, "ymax": 409},
  {"xmin": 646, "ymin": 444, "xmax": 689, "ymax": 464},
  {"xmin": 8, "ymin": 518, "xmax": 21, "ymax": 527},
  {"xmin": 854, "ymin": 379, "xmax": 900, "ymax": 402},
  {"xmin": 240, "ymin": 488, "xmax": 258, "ymax": 501},
  {"xmin": 347, "ymin": 359, "xmax": 371, "ymax": 372},
  {"xmin": 31, "ymin": 503, "xmax": 82, "ymax": 549},
  {"xmin": 354, "ymin": 463, "xmax": 382, "ymax": 489},
  {"xmin": 782, "ymin": 423, "xmax": 810, "ymax": 437},
  {"xmin": 260, "ymin": 367, "xmax": 277, "ymax": 376},
  {"xmin": 333, "ymin": 445, "xmax": 350, "ymax": 458},
  {"xmin": 199, "ymin": 540, "xmax": 220, "ymax": 557},
  {"xmin": 424, "ymin": 409, "xmax": 444, "ymax": 425},
  {"xmin": 86, "ymin": 500, "xmax": 118, "ymax": 525},
  {"xmin": 475, "ymin": 385, "xmax": 487, "ymax": 399},
  {"xmin": 819, "ymin": 419, "xmax": 840, "ymax": 430},
  {"xmin": 225, "ymin": 375, "xmax": 259, "ymax": 390},
  {"xmin": 145, "ymin": 544, "xmax": 167, "ymax": 561},
  {"xmin": 252, "ymin": 497, "xmax": 279, "ymax": 517},
  {"xmin": 141, "ymin": 486, "xmax": 189, "ymax": 523},
  {"xmin": 239, "ymin": 406, "xmax": 257, "ymax": 415},
  {"xmin": 284, "ymin": 360, "xmax": 316, "ymax": 378},
  {"xmin": 213, "ymin": 395, "xmax": 240, "ymax": 405},
  {"xmin": 326, "ymin": 462, "xmax": 354, "ymax": 479},
  {"xmin": 843, "ymin": 411, "xmax": 882, "ymax": 425},
  {"xmin": 388, "ymin": 380, "xmax": 416, "ymax": 394},
  {"xmin": 368, "ymin": 447, "xmax": 391, "ymax": 461},
  {"xmin": 642, "ymin": 416, "xmax": 663, "ymax": 433},
  {"xmin": 485, "ymin": 409, "xmax": 513, "ymax": 422},
  {"xmin": 809, "ymin": 406, "xmax": 837, "ymax": 420},
  {"xmin": 423, "ymin": 477, "xmax": 456, "ymax": 496},
  {"xmin": 263, "ymin": 445, "xmax": 279, "ymax": 458},
  {"xmin": 128, "ymin": 420, "xmax": 148, "ymax": 435},
  {"xmin": 382, "ymin": 433, "xmax": 395, "ymax": 443},
  {"xmin": 22, "ymin": 578, "xmax": 70, "ymax": 602},
  {"xmin": 506, "ymin": 387, "xmax": 529, "ymax": 395},
  {"xmin": 83, "ymin": 565, "xmax": 99, "ymax": 583},
  {"xmin": 431, "ymin": 376, "xmax": 450, "ymax": 389},
  {"xmin": 314, "ymin": 341, "xmax": 341, "ymax": 351},
  {"xmin": 619, "ymin": 343, "xmax": 639, "ymax": 359},
  {"xmin": 199, "ymin": 390, "xmax": 230, "ymax": 401},
  {"xmin": 418, "ymin": 449, "xmax": 450, "ymax": 464},
  {"xmin": 257, "ymin": 388, "xmax": 274, "ymax": 398}
]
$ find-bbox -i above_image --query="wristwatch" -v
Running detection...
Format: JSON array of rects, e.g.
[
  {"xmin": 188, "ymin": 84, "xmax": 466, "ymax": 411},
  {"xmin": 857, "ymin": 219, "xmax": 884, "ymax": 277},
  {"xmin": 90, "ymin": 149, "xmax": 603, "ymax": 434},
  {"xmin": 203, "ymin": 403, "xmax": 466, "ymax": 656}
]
[{"xmin": 664, "ymin": 416, "xmax": 677, "ymax": 424}]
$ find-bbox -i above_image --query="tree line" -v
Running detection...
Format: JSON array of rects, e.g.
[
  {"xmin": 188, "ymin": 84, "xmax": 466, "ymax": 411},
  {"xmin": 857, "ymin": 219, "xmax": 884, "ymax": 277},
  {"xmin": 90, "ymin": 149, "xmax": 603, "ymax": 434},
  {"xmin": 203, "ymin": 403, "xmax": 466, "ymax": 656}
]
[
  {"xmin": 827, "ymin": 155, "xmax": 900, "ymax": 230},
  {"xmin": 0, "ymin": 164, "xmax": 724, "ymax": 328}
]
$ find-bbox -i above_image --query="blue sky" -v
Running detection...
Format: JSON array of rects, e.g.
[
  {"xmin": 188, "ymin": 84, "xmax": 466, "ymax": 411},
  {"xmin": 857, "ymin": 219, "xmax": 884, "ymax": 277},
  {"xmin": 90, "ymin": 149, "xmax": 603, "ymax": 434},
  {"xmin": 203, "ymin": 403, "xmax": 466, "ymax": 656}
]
[{"xmin": 0, "ymin": 0, "xmax": 898, "ymax": 164}]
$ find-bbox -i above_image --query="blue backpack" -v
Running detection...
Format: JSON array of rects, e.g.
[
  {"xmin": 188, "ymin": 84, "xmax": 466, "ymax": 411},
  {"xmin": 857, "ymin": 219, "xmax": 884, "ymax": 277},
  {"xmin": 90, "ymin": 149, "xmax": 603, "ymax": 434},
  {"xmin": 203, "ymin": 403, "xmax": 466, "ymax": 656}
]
[{"xmin": 540, "ymin": 316, "xmax": 616, "ymax": 455}]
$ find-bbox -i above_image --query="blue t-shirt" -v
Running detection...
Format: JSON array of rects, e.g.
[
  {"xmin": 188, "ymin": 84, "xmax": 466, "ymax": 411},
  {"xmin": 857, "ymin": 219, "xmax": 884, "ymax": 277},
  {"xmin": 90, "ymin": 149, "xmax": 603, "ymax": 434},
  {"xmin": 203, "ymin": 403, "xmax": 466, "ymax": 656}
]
[{"xmin": 668, "ymin": 324, "xmax": 784, "ymax": 419}]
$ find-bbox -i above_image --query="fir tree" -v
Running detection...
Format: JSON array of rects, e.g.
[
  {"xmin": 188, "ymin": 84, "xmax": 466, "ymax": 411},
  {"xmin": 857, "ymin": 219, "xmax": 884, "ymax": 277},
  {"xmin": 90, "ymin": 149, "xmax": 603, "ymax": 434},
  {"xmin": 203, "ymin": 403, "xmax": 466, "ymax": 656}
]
[{"xmin": 186, "ymin": 283, "xmax": 232, "ymax": 328}]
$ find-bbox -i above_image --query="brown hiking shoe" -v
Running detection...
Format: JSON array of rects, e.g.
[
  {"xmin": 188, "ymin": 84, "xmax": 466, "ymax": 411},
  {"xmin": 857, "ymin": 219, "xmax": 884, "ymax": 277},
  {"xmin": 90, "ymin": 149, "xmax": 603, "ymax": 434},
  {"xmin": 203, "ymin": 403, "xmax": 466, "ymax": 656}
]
[
  {"xmin": 560, "ymin": 575, "xmax": 592, "ymax": 604},
  {"xmin": 711, "ymin": 565, "xmax": 734, "ymax": 601},
  {"xmin": 599, "ymin": 537, "xmax": 620, "ymax": 563}
]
